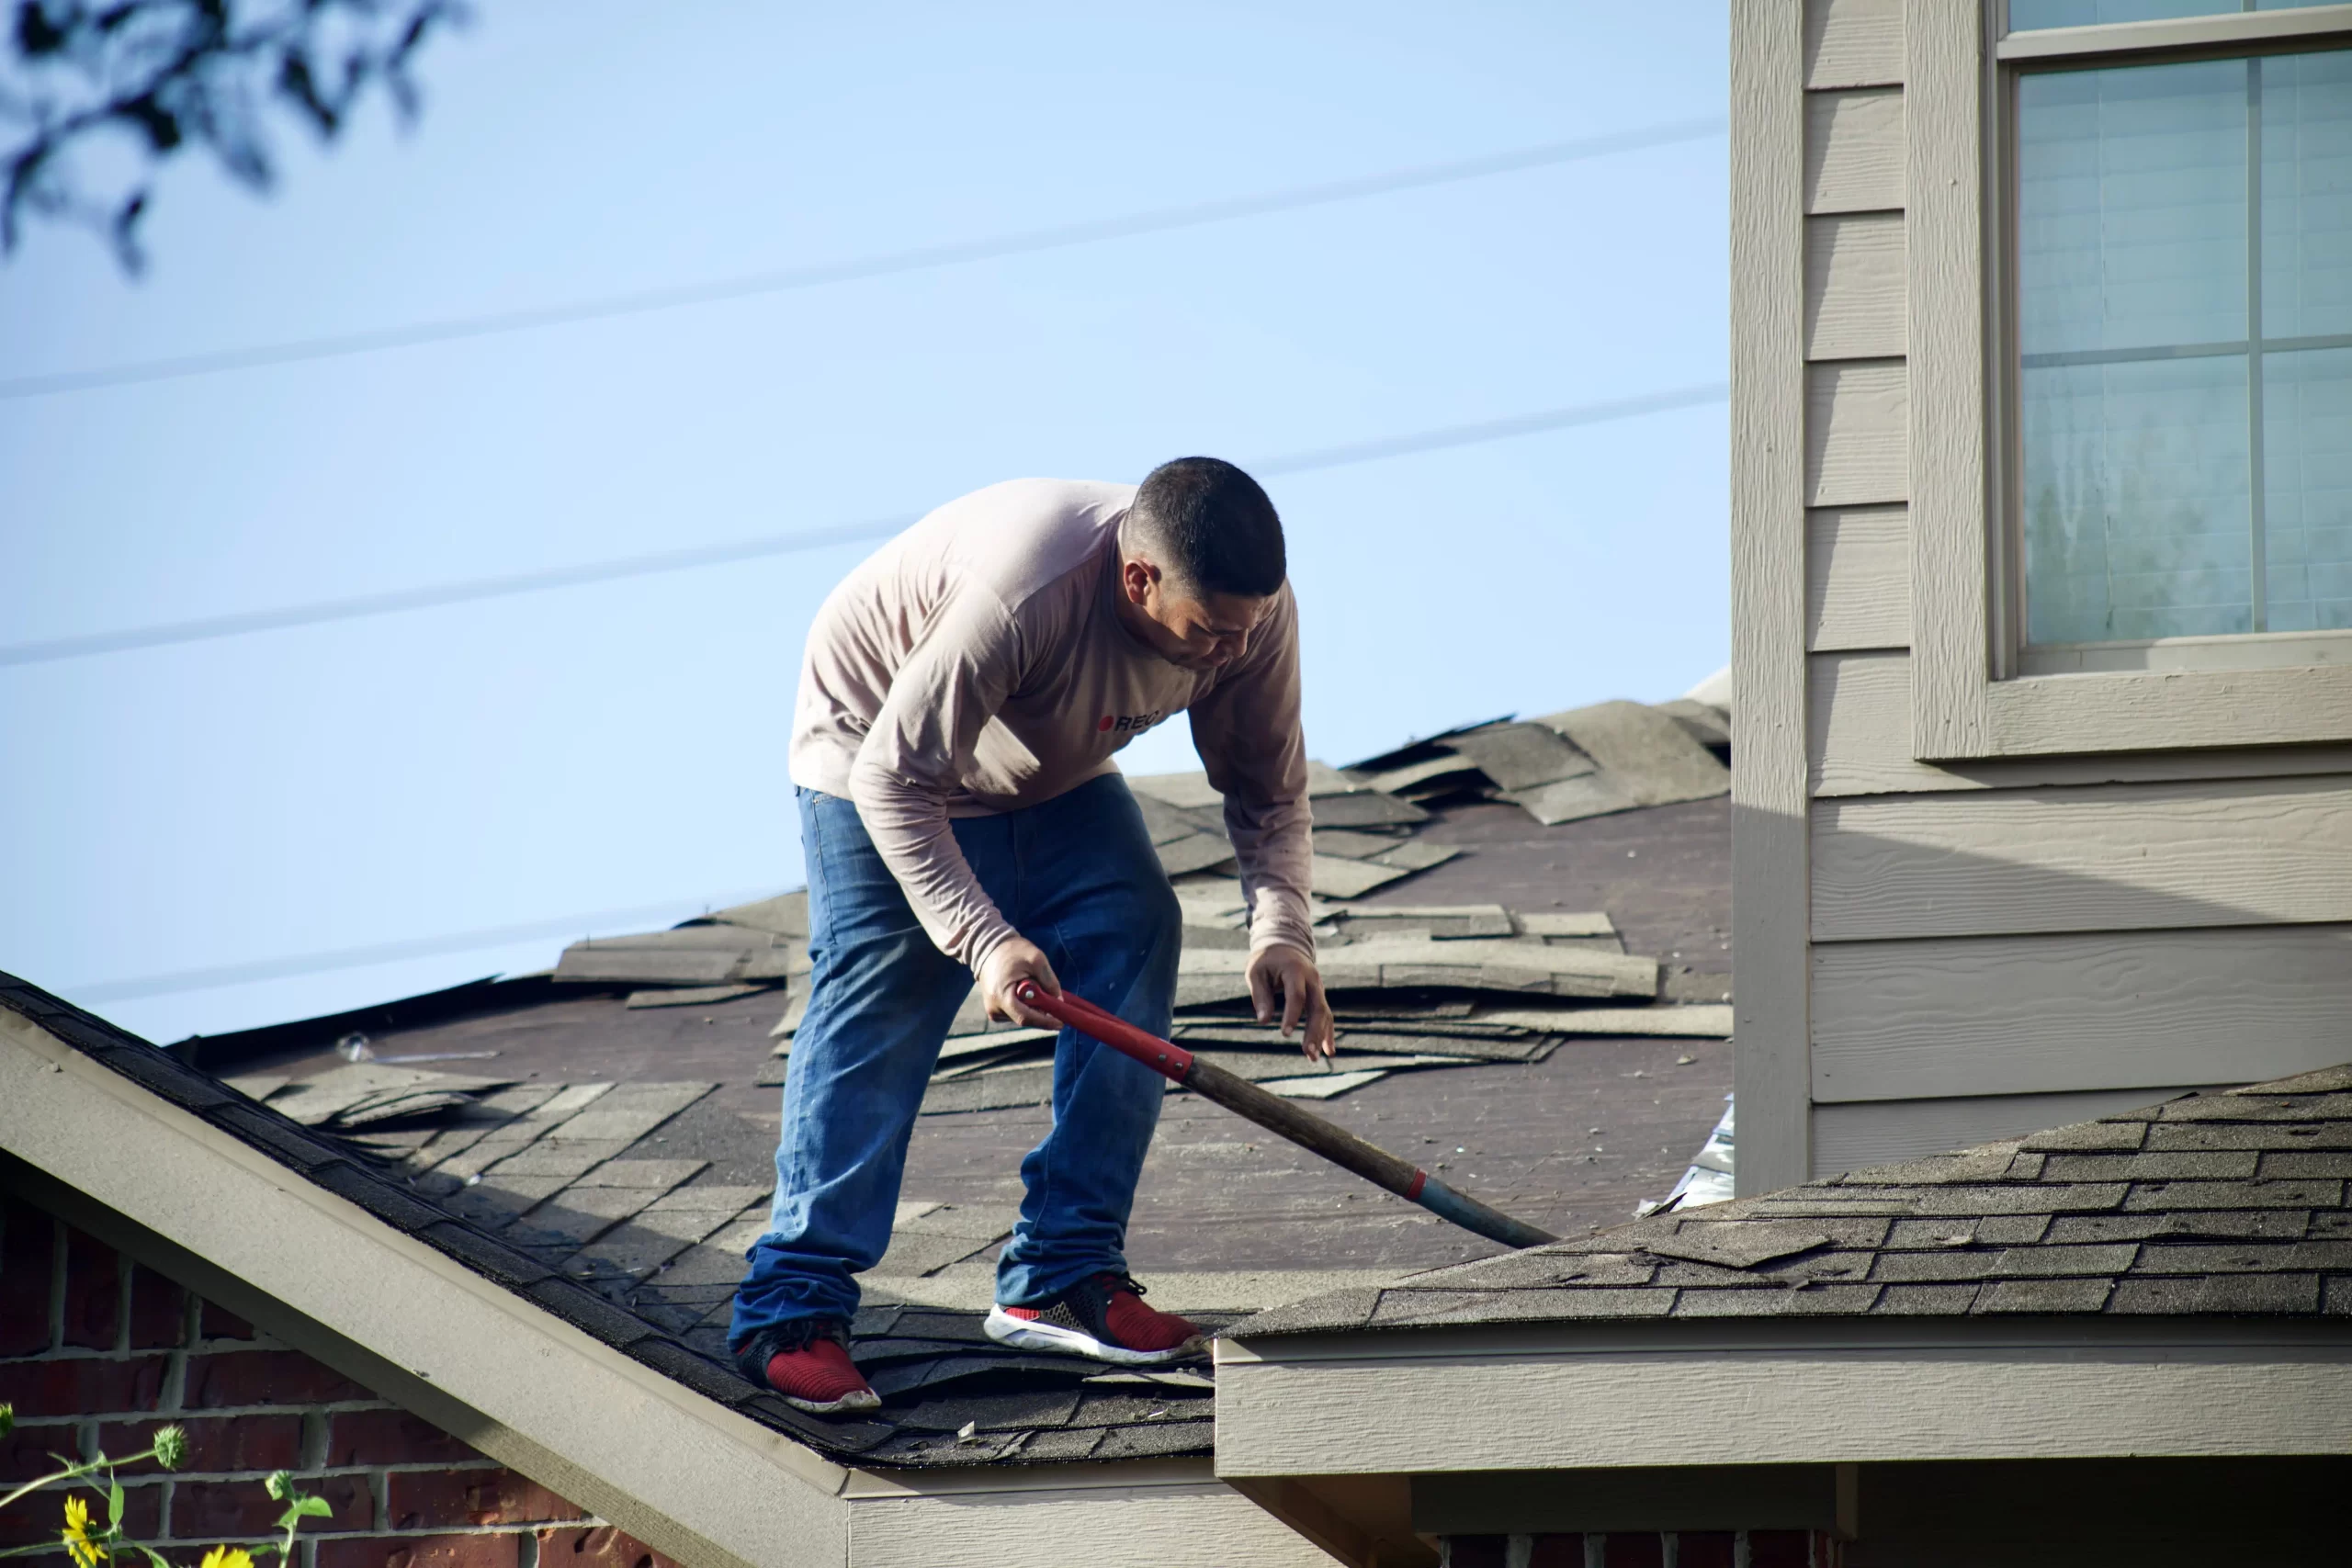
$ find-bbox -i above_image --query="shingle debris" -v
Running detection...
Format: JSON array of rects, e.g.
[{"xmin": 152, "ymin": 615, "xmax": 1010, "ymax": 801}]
[
  {"xmin": 2, "ymin": 969, "xmax": 1212, "ymax": 1472},
  {"xmin": 561, "ymin": 694, "xmax": 1733, "ymax": 1105},
  {"xmin": 741, "ymin": 705, "xmax": 1735, "ymax": 1112},
  {"xmin": 1235, "ymin": 1066, "xmax": 2352, "ymax": 1337}
]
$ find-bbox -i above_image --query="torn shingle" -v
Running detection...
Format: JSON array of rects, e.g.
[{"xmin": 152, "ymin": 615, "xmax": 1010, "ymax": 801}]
[{"xmin": 1644, "ymin": 1222, "xmax": 1831, "ymax": 1269}]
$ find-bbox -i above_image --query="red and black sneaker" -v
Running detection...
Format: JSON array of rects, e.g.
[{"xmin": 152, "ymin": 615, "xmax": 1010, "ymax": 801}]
[
  {"xmin": 733, "ymin": 1317, "xmax": 880, "ymax": 1416},
  {"xmin": 985, "ymin": 1273, "xmax": 1204, "ymax": 1365}
]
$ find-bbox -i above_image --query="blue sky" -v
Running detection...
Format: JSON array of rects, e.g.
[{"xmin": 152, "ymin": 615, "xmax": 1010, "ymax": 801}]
[{"xmin": 0, "ymin": 2, "xmax": 1729, "ymax": 1043}]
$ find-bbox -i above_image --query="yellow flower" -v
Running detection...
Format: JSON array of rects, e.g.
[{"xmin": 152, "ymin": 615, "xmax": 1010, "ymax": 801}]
[
  {"xmin": 62, "ymin": 1495, "xmax": 107, "ymax": 1568},
  {"xmin": 199, "ymin": 1548, "xmax": 255, "ymax": 1568}
]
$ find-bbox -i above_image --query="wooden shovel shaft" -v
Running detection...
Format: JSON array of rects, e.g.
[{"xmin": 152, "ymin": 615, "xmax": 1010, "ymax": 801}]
[{"xmin": 1013, "ymin": 982, "xmax": 1558, "ymax": 1251}]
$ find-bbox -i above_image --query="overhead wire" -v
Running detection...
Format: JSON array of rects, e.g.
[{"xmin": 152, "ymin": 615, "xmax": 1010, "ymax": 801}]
[
  {"xmin": 0, "ymin": 115, "xmax": 1725, "ymax": 401},
  {"xmin": 29, "ymin": 118, "xmax": 1734, "ymax": 1007},
  {"xmin": 67, "ymin": 890, "xmax": 781, "ymax": 1004},
  {"xmin": 0, "ymin": 379, "xmax": 1728, "ymax": 669}
]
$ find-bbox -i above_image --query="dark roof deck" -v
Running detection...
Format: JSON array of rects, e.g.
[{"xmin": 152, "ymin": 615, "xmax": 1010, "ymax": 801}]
[{"xmin": 6, "ymin": 754, "xmax": 1738, "ymax": 1472}]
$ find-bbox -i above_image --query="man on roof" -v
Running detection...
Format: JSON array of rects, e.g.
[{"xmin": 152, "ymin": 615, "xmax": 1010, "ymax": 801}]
[{"xmin": 730, "ymin": 458, "xmax": 1334, "ymax": 1415}]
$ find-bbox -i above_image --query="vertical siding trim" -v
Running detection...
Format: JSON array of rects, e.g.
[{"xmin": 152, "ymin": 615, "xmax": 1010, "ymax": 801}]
[
  {"xmin": 1732, "ymin": 0, "xmax": 1814, "ymax": 1194},
  {"xmin": 1905, "ymin": 0, "xmax": 1997, "ymax": 756}
]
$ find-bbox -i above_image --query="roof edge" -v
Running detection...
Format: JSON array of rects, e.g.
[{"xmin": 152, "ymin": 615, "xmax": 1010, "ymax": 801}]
[
  {"xmin": 1213, "ymin": 1315, "xmax": 2352, "ymax": 1480},
  {"xmin": 0, "ymin": 1006, "xmax": 855, "ymax": 1568},
  {"xmin": 1215, "ymin": 1311, "xmax": 2352, "ymax": 1365}
]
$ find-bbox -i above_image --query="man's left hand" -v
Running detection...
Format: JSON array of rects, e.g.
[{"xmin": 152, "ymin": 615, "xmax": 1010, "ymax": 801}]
[{"xmin": 1247, "ymin": 944, "xmax": 1336, "ymax": 1062}]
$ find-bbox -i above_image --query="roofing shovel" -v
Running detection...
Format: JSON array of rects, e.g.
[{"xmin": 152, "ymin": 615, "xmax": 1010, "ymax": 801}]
[{"xmin": 1013, "ymin": 980, "xmax": 1558, "ymax": 1250}]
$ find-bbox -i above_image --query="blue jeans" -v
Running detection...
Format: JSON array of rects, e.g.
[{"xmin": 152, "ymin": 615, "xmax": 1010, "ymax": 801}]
[{"xmin": 729, "ymin": 773, "xmax": 1182, "ymax": 1345}]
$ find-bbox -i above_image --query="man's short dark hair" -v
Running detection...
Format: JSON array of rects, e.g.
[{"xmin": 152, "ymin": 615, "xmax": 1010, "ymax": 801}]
[{"xmin": 1126, "ymin": 457, "xmax": 1286, "ymax": 598}]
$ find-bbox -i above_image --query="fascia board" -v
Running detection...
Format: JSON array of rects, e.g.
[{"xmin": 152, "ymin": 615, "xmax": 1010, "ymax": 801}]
[
  {"xmin": 0, "ymin": 1011, "xmax": 852, "ymax": 1568},
  {"xmin": 1212, "ymin": 1319, "xmax": 2352, "ymax": 1478},
  {"xmin": 839, "ymin": 1457, "xmax": 1216, "ymax": 1499},
  {"xmin": 839, "ymin": 1460, "xmax": 1343, "ymax": 1568}
]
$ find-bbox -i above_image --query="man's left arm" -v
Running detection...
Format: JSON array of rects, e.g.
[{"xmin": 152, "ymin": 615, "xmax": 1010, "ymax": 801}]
[{"xmin": 1187, "ymin": 585, "xmax": 1334, "ymax": 1060}]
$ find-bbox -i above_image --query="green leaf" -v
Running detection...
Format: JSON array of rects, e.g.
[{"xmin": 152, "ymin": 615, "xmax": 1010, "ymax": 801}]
[{"xmin": 107, "ymin": 1479, "xmax": 125, "ymax": 1529}]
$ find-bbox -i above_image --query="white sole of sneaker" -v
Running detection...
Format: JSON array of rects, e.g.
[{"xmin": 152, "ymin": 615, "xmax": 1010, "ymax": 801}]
[
  {"xmin": 983, "ymin": 1305, "xmax": 1201, "ymax": 1365},
  {"xmin": 779, "ymin": 1387, "xmax": 882, "ymax": 1416}
]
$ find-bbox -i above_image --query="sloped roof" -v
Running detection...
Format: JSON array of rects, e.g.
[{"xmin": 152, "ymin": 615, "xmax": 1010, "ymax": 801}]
[
  {"xmin": 1237, "ymin": 1066, "xmax": 2352, "ymax": 1336},
  {"xmin": 11, "ymin": 694, "xmax": 1743, "ymax": 1475},
  {"xmin": 0, "ymin": 969, "xmax": 1233, "ymax": 1469}
]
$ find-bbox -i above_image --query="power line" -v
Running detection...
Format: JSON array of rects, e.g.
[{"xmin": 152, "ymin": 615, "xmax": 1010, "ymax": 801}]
[
  {"xmin": 0, "ymin": 116, "xmax": 1725, "ymax": 401},
  {"xmin": 67, "ymin": 888, "xmax": 781, "ymax": 1003},
  {"xmin": 0, "ymin": 379, "xmax": 1728, "ymax": 669},
  {"xmin": 0, "ymin": 515, "xmax": 916, "ymax": 668}
]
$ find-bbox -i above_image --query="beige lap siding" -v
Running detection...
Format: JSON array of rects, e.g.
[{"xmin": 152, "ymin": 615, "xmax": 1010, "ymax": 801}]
[{"xmin": 0, "ymin": 1194, "xmax": 676, "ymax": 1568}]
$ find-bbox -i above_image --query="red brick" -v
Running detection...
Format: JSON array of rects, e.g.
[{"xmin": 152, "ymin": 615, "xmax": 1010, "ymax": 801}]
[
  {"xmin": 1446, "ymin": 1539, "xmax": 1507, "ymax": 1568},
  {"xmin": 0, "ymin": 1355, "xmax": 170, "ymax": 1418},
  {"xmin": 537, "ymin": 1526, "xmax": 683, "ymax": 1568},
  {"xmin": 388, "ymin": 1469, "xmax": 587, "ymax": 1531},
  {"xmin": 174, "ymin": 1472, "xmax": 371, "ymax": 1538},
  {"xmin": 185, "ymin": 1349, "xmax": 369, "ymax": 1409},
  {"xmin": 327, "ymin": 1409, "xmax": 481, "ymax": 1468},
  {"xmin": 1677, "ymin": 1532, "xmax": 1736, "ymax": 1568},
  {"xmin": 113, "ymin": 1480, "xmax": 164, "ymax": 1540},
  {"xmin": 99, "ymin": 1415, "xmax": 303, "ymax": 1476},
  {"xmin": 1, "ymin": 1420, "xmax": 81, "ymax": 1483},
  {"xmin": 1604, "ymin": 1533, "xmax": 1665, "ymax": 1568},
  {"xmin": 0, "ymin": 1482, "xmax": 161, "ymax": 1547},
  {"xmin": 200, "ymin": 1302, "xmax": 257, "ymax": 1342},
  {"xmin": 125, "ymin": 1268, "xmax": 185, "ymax": 1351},
  {"xmin": 0, "ymin": 1496, "xmax": 54, "ymax": 1548},
  {"xmin": 1748, "ymin": 1530, "xmax": 1814, "ymax": 1568},
  {"xmin": 1, "ymin": 1200, "xmax": 56, "ymax": 1356},
  {"xmin": 58, "ymin": 1233, "xmax": 119, "ymax": 1352},
  {"xmin": 317, "ymin": 1534, "xmax": 526, "ymax": 1568},
  {"xmin": 1529, "ymin": 1537, "xmax": 1586, "ymax": 1568}
]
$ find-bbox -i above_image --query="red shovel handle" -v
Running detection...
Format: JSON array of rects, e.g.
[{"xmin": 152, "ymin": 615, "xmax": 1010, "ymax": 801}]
[
  {"xmin": 1009, "ymin": 978, "xmax": 1556, "ymax": 1251},
  {"xmin": 1012, "ymin": 981, "xmax": 1195, "ymax": 1080}
]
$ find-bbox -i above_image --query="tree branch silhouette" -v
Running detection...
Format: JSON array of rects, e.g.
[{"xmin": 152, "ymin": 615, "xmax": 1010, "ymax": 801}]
[{"xmin": 3, "ymin": 0, "xmax": 460, "ymax": 270}]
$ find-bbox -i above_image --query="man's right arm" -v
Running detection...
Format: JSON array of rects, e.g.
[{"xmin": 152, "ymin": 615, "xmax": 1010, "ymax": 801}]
[{"xmin": 844, "ymin": 592, "xmax": 1061, "ymax": 1026}]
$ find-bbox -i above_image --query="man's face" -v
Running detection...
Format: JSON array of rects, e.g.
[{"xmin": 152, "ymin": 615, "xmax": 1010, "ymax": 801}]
[{"xmin": 1121, "ymin": 558, "xmax": 1272, "ymax": 671}]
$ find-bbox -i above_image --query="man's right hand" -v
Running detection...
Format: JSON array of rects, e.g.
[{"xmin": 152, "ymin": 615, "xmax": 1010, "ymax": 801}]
[{"xmin": 978, "ymin": 938, "xmax": 1063, "ymax": 1030}]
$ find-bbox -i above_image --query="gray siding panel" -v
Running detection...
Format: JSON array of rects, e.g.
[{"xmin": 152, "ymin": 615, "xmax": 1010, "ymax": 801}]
[
  {"xmin": 1805, "ymin": 212, "xmax": 1908, "ymax": 360},
  {"xmin": 1811, "ymin": 774, "xmax": 2352, "ymax": 941},
  {"xmin": 1806, "ymin": 507, "xmax": 1911, "ymax": 651},
  {"xmin": 1805, "ymin": 359, "xmax": 1908, "ymax": 507},
  {"xmin": 1804, "ymin": 0, "xmax": 1905, "ymax": 90},
  {"xmin": 1812, "ymin": 925, "xmax": 2352, "ymax": 1101},
  {"xmin": 1809, "ymin": 1086, "xmax": 2232, "ymax": 1177},
  {"xmin": 1804, "ymin": 89, "xmax": 1906, "ymax": 214}
]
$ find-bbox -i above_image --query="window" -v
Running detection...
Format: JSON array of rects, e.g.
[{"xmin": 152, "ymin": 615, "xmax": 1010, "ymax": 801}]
[
  {"xmin": 2012, "ymin": 37, "xmax": 2352, "ymax": 660},
  {"xmin": 1904, "ymin": 2, "xmax": 2352, "ymax": 756}
]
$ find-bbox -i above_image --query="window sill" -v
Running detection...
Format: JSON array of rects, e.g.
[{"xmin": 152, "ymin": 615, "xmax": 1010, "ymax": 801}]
[
  {"xmin": 1915, "ymin": 660, "xmax": 2352, "ymax": 761},
  {"xmin": 2018, "ymin": 630, "xmax": 2352, "ymax": 677}
]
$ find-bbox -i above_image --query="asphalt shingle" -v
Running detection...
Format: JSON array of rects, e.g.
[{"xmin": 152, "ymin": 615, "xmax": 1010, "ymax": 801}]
[{"xmin": 1232, "ymin": 1066, "xmax": 2352, "ymax": 1337}]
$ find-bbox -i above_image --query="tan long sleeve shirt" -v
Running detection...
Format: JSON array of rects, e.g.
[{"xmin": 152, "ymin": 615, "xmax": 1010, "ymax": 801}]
[{"xmin": 788, "ymin": 478, "xmax": 1315, "ymax": 975}]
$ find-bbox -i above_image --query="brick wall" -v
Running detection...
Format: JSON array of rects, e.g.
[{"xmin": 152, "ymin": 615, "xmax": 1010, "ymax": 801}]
[
  {"xmin": 1, "ymin": 1193, "xmax": 679, "ymax": 1568},
  {"xmin": 1442, "ymin": 1531, "xmax": 1844, "ymax": 1568}
]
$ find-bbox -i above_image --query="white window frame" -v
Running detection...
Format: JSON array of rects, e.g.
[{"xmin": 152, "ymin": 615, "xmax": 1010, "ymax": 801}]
[{"xmin": 1908, "ymin": 0, "xmax": 2352, "ymax": 759}]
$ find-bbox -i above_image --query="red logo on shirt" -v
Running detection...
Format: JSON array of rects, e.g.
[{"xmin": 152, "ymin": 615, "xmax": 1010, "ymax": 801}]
[{"xmin": 1101, "ymin": 709, "xmax": 1167, "ymax": 736}]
